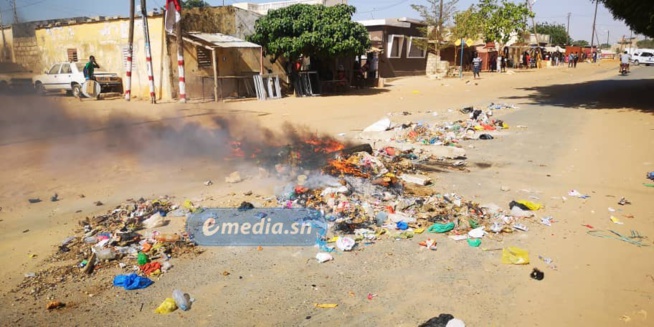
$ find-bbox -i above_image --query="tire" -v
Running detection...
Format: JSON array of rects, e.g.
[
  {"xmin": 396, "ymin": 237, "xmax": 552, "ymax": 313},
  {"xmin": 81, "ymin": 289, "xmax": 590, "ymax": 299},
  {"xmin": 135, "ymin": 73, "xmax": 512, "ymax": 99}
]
[
  {"xmin": 634, "ymin": 60, "xmax": 640, "ymax": 66},
  {"xmin": 35, "ymin": 82, "xmax": 46, "ymax": 96},
  {"xmin": 71, "ymin": 83, "xmax": 82, "ymax": 98}
]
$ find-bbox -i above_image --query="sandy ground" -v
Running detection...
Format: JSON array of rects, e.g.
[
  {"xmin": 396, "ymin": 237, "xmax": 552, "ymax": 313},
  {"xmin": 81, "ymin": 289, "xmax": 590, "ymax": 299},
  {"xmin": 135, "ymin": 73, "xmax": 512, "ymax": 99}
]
[{"xmin": 0, "ymin": 62, "xmax": 653, "ymax": 326}]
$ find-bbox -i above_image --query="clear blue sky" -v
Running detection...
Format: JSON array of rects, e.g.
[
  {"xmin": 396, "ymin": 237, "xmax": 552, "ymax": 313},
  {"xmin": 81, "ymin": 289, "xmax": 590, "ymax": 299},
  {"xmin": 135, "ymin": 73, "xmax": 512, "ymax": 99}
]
[{"xmin": 0, "ymin": 0, "xmax": 641, "ymax": 43}]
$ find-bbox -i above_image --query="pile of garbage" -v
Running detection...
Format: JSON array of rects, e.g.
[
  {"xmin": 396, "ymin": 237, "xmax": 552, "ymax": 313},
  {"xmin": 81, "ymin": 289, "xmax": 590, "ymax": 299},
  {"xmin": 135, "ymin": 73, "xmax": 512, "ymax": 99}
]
[
  {"xmin": 14, "ymin": 197, "xmax": 201, "ymax": 300},
  {"xmin": 263, "ymin": 106, "xmax": 548, "ymax": 261}
]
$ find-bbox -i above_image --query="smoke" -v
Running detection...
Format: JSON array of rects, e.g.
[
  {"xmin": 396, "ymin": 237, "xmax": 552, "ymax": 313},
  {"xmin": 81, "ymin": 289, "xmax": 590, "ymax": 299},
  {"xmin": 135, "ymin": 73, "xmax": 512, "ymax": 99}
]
[{"xmin": 0, "ymin": 96, "xmax": 348, "ymax": 176}]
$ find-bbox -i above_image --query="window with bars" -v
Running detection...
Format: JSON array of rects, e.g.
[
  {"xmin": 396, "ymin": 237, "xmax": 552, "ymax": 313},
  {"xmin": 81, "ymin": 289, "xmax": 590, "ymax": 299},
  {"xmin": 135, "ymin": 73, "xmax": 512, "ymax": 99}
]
[
  {"xmin": 197, "ymin": 47, "xmax": 212, "ymax": 68},
  {"xmin": 67, "ymin": 48, "xmax": 78, "ymax": 62}
]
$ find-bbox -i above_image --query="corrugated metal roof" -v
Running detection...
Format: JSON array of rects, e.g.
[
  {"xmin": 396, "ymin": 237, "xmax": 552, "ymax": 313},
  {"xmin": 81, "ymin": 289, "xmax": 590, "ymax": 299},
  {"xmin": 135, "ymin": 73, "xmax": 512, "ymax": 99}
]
[{"xmin": 187, "ymin": 32, "xmax": 261, "ymax": 48}]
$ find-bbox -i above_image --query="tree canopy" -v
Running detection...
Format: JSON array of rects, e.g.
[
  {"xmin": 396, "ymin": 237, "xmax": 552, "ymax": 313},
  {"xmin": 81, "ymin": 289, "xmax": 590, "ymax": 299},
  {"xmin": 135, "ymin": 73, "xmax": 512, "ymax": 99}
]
[
  {"xmin": 597, "ymin": 0, "xmax": 654, "ymax": 38},
  {"xmin": 636, "ymin": 39, "xmax": 654, "ymax": 48},
  {"xmin": 476, "ymin": 0, "xmax": 533, "ymax": 46},
  {"xmin": 247, "ymin": 4, "xmax": 370, "ymax": 62},
  {"xmin": 574, "ymin": 40, "xmax": 589, "ymax": 47},
  {"xmin": 451, "ymin": 6, "xmax": 482, "ymax": 42},
  {"xmin": 535, "ymin": 22, "xmax": 571, "ymax": 45},
  {"xmin": 411, "ymin": 0, "xmax": 459, "ymax": 54},
  {"xmin": 182, "ymin": 0, "xmax": 208, "ymax": 9}
]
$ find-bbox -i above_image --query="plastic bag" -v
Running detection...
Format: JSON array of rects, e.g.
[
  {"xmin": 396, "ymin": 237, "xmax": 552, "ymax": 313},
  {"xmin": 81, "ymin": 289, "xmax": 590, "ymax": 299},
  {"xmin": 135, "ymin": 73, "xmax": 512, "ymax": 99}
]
[
  {"xmin": 113, "ymin": 273, "xmax": 154, "ymax": 290},
  {"xmin": 515, "ymin": 200, "xmax": 543, "ymax": 211},
  {"xmin": 172, "ymin": 289, "xmax": 191, "ymax": 311},
  {"xmin": 427, "ymin": 222, "xmax": 455, "ymax": 233},
  {"xmin": 154, "ymin": 298, "xmax": 178, "ymax": 314},
  {"xmin": 143, "ymin": 213, "xmax": 165, "ymax": 229},
  {"xmin": 501, "ymin": 246, "xmax": 530, "ymax": 265}
]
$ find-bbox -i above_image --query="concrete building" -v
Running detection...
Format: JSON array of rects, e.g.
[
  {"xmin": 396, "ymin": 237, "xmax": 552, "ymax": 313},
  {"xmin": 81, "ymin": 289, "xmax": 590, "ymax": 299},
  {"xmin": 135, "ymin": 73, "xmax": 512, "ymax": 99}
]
[
  {"xmin": 233, "ymin": 0, "xmax": 345, "ymax": 15},
  {"xmin": 358, "ymin": 18, "xmax": 428, "ymax": 78}
]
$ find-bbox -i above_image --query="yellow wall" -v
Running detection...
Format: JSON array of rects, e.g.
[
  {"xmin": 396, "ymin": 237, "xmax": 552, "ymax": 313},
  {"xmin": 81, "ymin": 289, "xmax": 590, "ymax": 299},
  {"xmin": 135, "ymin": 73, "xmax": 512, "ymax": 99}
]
[{"xmin": 35, "ymin": 16, "xmax": 172, "ymax": 100}]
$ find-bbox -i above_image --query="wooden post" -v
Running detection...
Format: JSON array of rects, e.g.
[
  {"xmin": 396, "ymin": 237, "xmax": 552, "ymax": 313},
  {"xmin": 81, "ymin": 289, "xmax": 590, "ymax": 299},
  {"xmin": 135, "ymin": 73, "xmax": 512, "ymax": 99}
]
[
  {"xmin": 158, "ymin": 8, "xmax": 165, "ymax": 100},
  {"xmin": 212, "ymin": 48, "xmax": 218, "ymax": 102},
  {"xmin": 124, "ymin": 0, "xmax": 134, "ymax": 101},
  {"xmin": 140, "ymin": 0, "xmax": 156, "ymax": 104},
  {"xmin": 176, "ymin": 4, "xmax": 187, "ymax": 103}
]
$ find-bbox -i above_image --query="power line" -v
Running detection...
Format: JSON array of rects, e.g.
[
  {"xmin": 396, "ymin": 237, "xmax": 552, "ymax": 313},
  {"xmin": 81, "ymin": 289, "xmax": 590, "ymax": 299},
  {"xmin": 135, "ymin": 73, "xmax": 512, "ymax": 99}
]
[{"xmin": 357, "ymin": 0, "xmax": 410, "ymax": 15}]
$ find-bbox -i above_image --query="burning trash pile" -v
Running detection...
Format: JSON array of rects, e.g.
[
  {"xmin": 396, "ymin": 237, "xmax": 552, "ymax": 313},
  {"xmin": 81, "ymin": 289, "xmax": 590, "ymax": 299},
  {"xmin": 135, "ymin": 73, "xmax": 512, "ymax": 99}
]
[
  {"xmin": 14, "ymin": 197, "xmax": 202, "ymax": 301},
  {"xmin": 251, "ymin": 103, "xmax": 546, "ymax": 261}
]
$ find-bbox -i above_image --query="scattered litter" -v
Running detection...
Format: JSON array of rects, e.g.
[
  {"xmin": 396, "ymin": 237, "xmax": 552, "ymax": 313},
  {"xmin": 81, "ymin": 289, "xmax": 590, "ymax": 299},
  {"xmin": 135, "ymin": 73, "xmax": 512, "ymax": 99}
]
[
  {"xmin": 588, "ymin": 230, "xmax": 649, "ymax": 247},
  {"xmin": 478, "ymin": 134, "xmax": 494, "ymax": 140},
  {"xmin": 538, "ymin": 255, "xmax": 558, "ymax": 270},
  {"xmin": 501, "ymin": 246, "xmax": 530, "ymax": 265},
  {"xmin": 314, "ymin": 303, "xmax": 338, "ymax": 308},
  {"xmin": 28, "ymin": 198, "xmax": 41, "ymax": 204},
  {"xmin": 513, "ymin": 223, "xmax": 528, "ymax": 232},
  {"xmin": 467, "ymin": 238, "xmax": 481, "ymax": 247},
  {"xmin": 46, "ymin": 301, "xmax": 65, "ymax": 310},
  {"xmin": 530, "ymin": 268, "xmax": 544, "ymax": 280},
  {"xmin": 154, "ymin": 298, "xmax": 177, "ymax": 314},
  {"xmin": 568, "ymin": 189, "xmax": 590, "ymax": 199},
  {"xmin": 618, "ymin": 197, "xmax": 631, "ymax": 205},
  {"xmin": 50, "ymin": 193, "xmax": 59, "ymax": 202},
  {"xmin": 610, "ymin": 216, "xmax": 624, "ymax": 225},
  {"xmin": 647, "ymin": 171, "xmax": 654, "ymax": 180},
  {"xmin": 336, "ymin": 237, "xmax": 355, "ymax": 251},
  {"xmin": 113, "ymin": 273, "xmax": 154, "ymax": 290},
  {"xmin": 419, "ymin": 238, "xmax": 438, "ymax": 250},
  {"xmin": 315, "ymin": 253, "xmax": 333, "ymax": 263},
  {"xmin": 363, "ymin": 117, "xmax": 391, "ymax": 132},
  {"xmin": 540, "ymin": 216, "xmax": 554, "ymax": 226},
  {"xmin": 172, "ymin": 289, "xmax": 191, "ymax": 311},
  {"xmin": 204, "ymin": 180, "xmax": 213, "ymax": 186}
]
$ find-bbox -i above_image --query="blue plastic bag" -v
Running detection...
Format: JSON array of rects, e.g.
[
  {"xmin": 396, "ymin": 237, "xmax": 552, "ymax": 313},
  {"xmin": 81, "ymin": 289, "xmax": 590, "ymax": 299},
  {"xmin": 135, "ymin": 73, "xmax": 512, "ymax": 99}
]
[{"xmin": 113, "ymin": 273, "xmax": 154, "ymax": 290}]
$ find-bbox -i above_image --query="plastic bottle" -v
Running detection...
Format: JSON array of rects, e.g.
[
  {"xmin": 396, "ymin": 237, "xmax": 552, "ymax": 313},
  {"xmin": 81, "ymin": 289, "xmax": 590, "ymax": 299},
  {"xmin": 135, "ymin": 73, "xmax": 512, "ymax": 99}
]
[
  {"xmin": 172, "ymin": 289, "xmax": 190, "ymax": 311},
  {"xmin": 155, "ymin": 234, "xmax": 181, "ymax": 242},
  {"xmin": 375, "ymin": 212, "xmax": 388, "ymax": 227}
]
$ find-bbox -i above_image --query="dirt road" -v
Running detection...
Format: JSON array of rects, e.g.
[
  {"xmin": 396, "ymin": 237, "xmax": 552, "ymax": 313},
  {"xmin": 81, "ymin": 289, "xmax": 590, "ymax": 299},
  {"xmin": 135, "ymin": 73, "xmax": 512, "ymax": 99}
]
[{"xmin": 0, "ymin": 63, "xmax": 652, "ymax": 326}]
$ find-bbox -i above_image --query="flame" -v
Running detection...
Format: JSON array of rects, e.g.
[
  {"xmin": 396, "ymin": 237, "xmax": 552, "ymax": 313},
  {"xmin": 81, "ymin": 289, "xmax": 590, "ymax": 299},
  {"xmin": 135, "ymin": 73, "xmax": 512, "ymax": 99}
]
[
  {"xmin": 324, "ymin": 159, "xmax": 369, "ymax": 178},
  {"xmin": 304, "ymin": 138, "xmax": 345, "ymax": 153}
]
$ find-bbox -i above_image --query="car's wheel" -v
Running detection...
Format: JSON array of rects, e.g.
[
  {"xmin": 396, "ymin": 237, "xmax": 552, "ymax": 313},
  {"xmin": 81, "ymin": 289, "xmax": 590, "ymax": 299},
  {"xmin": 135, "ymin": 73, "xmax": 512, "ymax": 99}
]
[
  {"xmin": 634, "ymin": 60, "xmax": 640, "ymax": 66},
  {"xmin": 34, "ymin": 82, "xmax": 46, "ymax": 96},
  {"xmin": 71, "ymin": 83, "xmax": 82, "ymax": 98}
]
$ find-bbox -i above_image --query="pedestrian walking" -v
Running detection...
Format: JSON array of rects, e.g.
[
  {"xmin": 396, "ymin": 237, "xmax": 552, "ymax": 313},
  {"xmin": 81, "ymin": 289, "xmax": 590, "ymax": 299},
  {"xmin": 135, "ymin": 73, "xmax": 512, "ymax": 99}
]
[{"xmin": 472, "ymin": 53, "xmax": 482, "ymax": 79}]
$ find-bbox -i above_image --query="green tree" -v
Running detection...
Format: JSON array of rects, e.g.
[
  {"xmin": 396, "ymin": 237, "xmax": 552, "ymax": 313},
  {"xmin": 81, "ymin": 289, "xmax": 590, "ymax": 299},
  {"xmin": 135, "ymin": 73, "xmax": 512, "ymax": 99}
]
[
  {"xmin": 535, "ymin": 22, "xmax": 572, "ymax": 45},
  {"xmin": 574, "ymin": 40, "xmax": 589, "ymax": 47},
  {"xmin": 247, "ymin": 4, "xmax": 370, "ymax": 63},
  {"xmin": 636, "ymin": 39, "xmax": 654, "ymax": 48},
  {"xmin": 476, "ymin": 0, "xmax": 533, "ymax": 49},
  {"xmin": 597, "ymin": 0, "xmax": 654, "ymax": 38},
  {"xmin": 410, "ymin": 0, "xmax": 459, "ymax": 56},
  {"xmin": 451, "ymin": 6, "xmax": 482, "ymax": 42},
  {"xmin": 182, "ymin": 0, "xmax": 208, "ymax": 9}
]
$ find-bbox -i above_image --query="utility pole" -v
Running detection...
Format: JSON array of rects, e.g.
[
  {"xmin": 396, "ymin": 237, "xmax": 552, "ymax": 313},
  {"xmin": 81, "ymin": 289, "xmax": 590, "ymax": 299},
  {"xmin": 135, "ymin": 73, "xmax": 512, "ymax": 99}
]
[
  {"xmin": 590, "ymin": 0, "xmax": 599, "ymax": 52},
  {"xmin": 176, "ymin": 2, "xmax": 186, "ymax": 103},
  {"xmin": 437, "ymin": 0, "xmax": 443, "ymax": 59},
  {"xmin": 606, "ymin": 30, "xmax": 609, "ymax": 49},
  {"xmin": 566, "ymin": 13, "xmax": 571, "ymax": 44},
  {"xmin": 11, "ymin": 0, "xmax": 18, "ymax": 24},
  {"xmin": 125, "ymin": 0, "xmax": 135, "ymax": 101},
  {"xmin": 526, "ymin": 0, "xmax": 538, "ymax": 45},
  {"xmin": 141, "ymin": 0, "xmax": 156, "ymax": 104}
]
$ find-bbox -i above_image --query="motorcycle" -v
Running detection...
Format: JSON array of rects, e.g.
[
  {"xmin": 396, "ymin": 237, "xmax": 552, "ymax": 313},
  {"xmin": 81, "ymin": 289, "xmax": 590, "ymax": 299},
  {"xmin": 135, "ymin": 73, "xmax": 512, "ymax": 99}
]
[{"xmin": 620, "ymin": 63, "xmax": 629, "ymax": 76}]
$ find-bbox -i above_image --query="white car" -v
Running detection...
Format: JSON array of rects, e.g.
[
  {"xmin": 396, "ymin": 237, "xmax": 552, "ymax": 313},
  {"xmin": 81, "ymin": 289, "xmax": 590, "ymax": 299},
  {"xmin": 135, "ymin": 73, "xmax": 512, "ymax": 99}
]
[
  {"xmin": 631, "ymin": 51, "xmax": 654, "ymax": 66},
  {"xmin": 32, "ymin": 62, "xmax": 123, "ymax": 97}
]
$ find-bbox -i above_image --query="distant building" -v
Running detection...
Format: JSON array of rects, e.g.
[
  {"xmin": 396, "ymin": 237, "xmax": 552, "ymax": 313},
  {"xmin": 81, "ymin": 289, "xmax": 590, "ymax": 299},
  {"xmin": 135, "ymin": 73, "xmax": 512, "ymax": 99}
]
[
  {"xmin": 233, "ymin": 0, "xmax": 346, "ymax": 15},
  {"xmin": 358, "ymin": 18, "xmax": 428, "ymax": 78}
]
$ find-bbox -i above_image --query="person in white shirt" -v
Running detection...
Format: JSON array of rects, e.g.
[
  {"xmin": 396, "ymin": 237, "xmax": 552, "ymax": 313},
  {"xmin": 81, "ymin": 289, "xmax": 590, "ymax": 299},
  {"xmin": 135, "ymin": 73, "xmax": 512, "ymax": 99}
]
[{"xmin": 620, "ymin": 51, "xmax": 631, "ymax": 73}]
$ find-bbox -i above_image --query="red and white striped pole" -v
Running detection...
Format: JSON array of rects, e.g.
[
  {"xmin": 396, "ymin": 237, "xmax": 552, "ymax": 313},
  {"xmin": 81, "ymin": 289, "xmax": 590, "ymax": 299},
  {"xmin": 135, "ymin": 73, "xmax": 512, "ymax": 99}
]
[
  {"xmin": 125, "ymin": 0, "xmax": 134, "ymax": 101},
  {"xmin": 141, "ymin": 0, "xmax": 156, "ymax": 104},
  {"xmin": 175, "ymin": 3, "xmax": 186, "ymax": 103}
]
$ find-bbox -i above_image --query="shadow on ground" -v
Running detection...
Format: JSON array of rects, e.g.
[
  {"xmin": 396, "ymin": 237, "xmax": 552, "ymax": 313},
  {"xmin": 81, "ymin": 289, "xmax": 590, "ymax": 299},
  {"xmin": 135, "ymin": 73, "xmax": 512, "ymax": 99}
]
[{"xmin": 501, "ymin": 77, "xmax": 654, "ymax": 113}]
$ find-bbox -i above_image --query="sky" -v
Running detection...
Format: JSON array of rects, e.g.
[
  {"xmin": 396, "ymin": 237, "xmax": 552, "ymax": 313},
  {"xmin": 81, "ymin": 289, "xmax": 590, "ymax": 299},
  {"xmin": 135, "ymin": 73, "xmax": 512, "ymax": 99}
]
[{"xmin": 0, "ymin": 0, "xmax": 643, "ymax": 44}]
